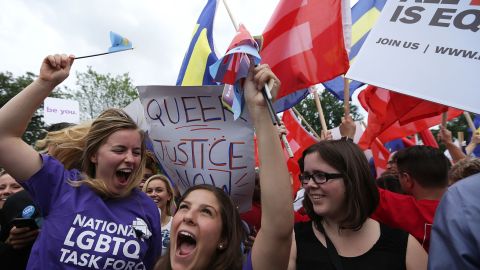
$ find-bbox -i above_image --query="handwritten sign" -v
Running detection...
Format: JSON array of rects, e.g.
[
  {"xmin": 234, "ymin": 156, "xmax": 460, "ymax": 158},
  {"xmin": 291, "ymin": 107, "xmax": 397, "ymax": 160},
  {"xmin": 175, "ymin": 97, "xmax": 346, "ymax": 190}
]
[
  {"xmin": 346, "ymin": 0, "xmax": 480, "ymax": 114},
  {"xmin": 44, "ymin": 97, "xmax": 80, "ymax": 125},
  {"xmin": 123, "ymin": 99, "xmax": 149, "ymax": 131},
  {"xmin": 138, "ymin": 85, "xmax": 255, "ymax": 212}
]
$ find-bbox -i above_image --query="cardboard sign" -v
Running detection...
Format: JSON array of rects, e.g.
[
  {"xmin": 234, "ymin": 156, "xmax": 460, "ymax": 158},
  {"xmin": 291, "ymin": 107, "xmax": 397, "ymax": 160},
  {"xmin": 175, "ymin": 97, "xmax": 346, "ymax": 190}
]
[{"xmin": 138, "ymin": 85, "xmax": 255, "ymax": 212}]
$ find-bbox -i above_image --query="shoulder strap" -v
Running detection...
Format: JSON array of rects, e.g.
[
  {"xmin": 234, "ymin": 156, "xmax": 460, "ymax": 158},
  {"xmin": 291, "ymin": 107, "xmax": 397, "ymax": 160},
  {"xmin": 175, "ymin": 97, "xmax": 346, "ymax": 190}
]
[{"xmin": 317, "ymin": 223, "xmax": 344, "ymax": 270}]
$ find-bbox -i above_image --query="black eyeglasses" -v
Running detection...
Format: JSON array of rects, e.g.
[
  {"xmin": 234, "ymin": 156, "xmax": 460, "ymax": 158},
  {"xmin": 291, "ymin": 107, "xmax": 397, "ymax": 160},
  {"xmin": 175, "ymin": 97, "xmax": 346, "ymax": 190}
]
[{"xmin": 299, "ymin": 172, "xmax": 343, "ymax": 186}]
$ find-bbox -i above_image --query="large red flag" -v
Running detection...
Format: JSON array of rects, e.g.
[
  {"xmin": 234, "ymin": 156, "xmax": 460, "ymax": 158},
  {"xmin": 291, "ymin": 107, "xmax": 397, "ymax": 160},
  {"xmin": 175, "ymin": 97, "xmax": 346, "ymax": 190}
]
[
  {"xmin": 370, "ymin": 138, "xmax": 390, "ymax": 177},
  {"xmin": 358, "ymin": 86, "xmax": 463, "ymax": 149},
  {"xmin": 282, "ymin": 109, "xmax": 319, "ymax": 194},
  {"xmin": 419, "ymin": 129, "xmax": 439, "ymax": 148},
  {"xmin": 261, "ymin": 0, "xmax": 349, "ymax": 100}
]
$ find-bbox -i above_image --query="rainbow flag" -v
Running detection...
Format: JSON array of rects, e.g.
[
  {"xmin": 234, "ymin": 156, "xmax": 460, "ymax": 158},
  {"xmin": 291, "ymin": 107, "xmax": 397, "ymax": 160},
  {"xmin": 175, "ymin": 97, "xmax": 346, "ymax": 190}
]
[{"xmin": 176, "ymin": 0, "xmax": 219, "ymax": 86}]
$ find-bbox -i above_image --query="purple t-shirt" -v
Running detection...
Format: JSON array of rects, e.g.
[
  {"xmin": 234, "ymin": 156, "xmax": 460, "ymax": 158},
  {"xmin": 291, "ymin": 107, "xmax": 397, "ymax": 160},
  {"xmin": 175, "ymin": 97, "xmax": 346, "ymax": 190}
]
[{"xmin": 21, "ymin": 155, "xmax": 162, "ymax": 270}]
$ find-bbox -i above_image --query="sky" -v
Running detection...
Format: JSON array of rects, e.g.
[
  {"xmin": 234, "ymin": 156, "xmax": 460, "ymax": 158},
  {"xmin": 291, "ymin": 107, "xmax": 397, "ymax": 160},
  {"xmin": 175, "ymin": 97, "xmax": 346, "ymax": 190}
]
[
  {"xmin": 0, "ymin": 0, "xmax": 281, "ymax": 87},
  {"xmin": 0, "ymin": 0, "xmax": 365, "ymax": 114}
]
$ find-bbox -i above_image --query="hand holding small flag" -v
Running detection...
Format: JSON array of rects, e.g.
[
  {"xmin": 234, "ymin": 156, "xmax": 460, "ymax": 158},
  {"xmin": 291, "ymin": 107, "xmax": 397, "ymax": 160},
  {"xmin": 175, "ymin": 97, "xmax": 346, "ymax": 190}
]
[{"xmin": 75, "ymin": 31, "xmax": 133, "ymax": 60}]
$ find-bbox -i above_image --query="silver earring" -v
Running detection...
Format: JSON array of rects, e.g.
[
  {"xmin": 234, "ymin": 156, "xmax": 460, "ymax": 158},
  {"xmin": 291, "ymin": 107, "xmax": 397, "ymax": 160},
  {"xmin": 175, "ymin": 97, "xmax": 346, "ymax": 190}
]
[{"xmin": 218, "ymin": 243, "xmax": 224, "ymax": 249}]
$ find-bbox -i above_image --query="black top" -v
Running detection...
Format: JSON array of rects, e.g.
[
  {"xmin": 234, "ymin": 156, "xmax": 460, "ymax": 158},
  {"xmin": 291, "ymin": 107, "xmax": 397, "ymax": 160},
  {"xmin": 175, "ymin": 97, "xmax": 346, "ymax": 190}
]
[
  {"xmin": 0, "ymin": 190, "xmax": 40, "ymax": 270},
  {"xmin": 295, "ymin": 221, "xmax": 408, "ymax": 270}
]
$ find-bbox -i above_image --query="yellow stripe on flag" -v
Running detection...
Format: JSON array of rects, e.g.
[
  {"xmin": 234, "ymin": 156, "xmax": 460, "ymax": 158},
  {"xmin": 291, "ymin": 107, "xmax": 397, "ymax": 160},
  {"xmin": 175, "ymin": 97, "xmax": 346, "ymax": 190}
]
[
  {"xmin": 181, "ymin": 28, "xmax": 212, "ymax": 86},
  {"xmin": 352, "ymin": 8, "xmax": 381, "ymax": 45}
]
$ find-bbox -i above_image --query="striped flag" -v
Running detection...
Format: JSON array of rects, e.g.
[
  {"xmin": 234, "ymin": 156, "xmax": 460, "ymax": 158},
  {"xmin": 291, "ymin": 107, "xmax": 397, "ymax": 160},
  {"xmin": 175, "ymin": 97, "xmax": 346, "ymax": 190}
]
[
  {"xmin": 176, "ymin": 0, "xmax": 219, "ymax": 86},
  {"xmin": 322, "ymin": 0, "xmax": 387, "ymax": 100}
]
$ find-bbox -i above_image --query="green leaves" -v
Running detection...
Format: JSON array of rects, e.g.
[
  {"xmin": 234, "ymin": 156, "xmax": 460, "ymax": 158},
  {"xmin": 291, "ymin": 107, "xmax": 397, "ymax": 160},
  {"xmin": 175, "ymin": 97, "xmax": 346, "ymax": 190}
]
[
  {"xmin": 67, "ymin": 67, "xmax": 138, "ymax": 120},
  {"xmin": 293, "ymin": 90, "xmax": 363, "ymax": 134}
]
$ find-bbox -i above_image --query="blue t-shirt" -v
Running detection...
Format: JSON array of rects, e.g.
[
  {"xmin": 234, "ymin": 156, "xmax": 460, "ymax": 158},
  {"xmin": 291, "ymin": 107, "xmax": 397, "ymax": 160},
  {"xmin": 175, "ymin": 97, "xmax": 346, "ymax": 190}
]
[
  {"xmin": 428, "ymin": 173, "xmax": 480, "ymax": 270},
  {"xmin": 21, "ymin": 155, "xmax": 162, "ymax": 270}
]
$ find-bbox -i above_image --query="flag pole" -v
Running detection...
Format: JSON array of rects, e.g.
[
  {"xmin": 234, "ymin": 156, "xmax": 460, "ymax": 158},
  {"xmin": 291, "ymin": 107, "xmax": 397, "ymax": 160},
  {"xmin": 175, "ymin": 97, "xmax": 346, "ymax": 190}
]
[
  {"xmin": 457, "ymin": 131, "xmax": 464, "ymax": 148},
  {"xmin": 312, "ymin": 88, "xmax": 328, "ymax": 134},
  {"xmin": 292, "ymin": 107, "xmax": 321, "ymax": 139},
  {"xmin": 464, "ymin": 112, "xmax": 477, "ymax": 132},
  {"xmin": 221, "ymin": 0, "xmax": 293, "ymax": 157},
  {"xmin": 222, "ymin": 0, "xmax": 239, "ymax": 31},
  {"xmin": 441, "ymin": 112, "xmax": 448, "ymax": 127},
  {"xmin": 343, "ymin": 77, "xmax": 350, "ymax": 117},
  {"xmin": 74, "ymin": 48, "xmax": 134, "ymax": 60}
]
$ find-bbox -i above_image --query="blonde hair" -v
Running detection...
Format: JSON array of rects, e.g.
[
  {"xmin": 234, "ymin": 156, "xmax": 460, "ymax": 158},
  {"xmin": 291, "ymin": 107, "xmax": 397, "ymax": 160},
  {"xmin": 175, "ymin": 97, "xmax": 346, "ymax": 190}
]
[
  {"xmin": 143, "ymin": 174, "xmax": 176, "ymax": 216},
  {"xmin": 36, "ymin": 122, "xmax": 92, "ymax": 170},
  {"xmin": 62, "ymin": 109, "xmax": 146, "ymax": 198},
  {"xmin": 449, "ymin": 157, "xmax": 480, "ymax": 185}
]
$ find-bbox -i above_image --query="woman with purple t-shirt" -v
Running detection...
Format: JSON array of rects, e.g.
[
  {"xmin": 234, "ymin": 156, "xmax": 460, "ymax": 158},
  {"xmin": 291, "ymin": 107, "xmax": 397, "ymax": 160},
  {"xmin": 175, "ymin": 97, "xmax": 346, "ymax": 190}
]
[{"xmin": 0, "ymin": 54, "xmax": 162, "ymax": 269}]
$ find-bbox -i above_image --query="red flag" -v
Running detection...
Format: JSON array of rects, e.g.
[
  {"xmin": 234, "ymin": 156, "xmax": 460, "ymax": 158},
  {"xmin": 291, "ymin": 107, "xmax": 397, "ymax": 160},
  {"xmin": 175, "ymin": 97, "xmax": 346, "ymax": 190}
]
[
  {"xmin": 419, "ymin": 129, "xmax": 439, "ymax": 148},
  {"xmin": 370, "ymin": 138, "xmax": 390, "ymax": 177},
  {"xmin": 282, "ymin": 109, "xmax": 319, "ymax": 194},
  {"xmin": 358, "ymin": 86, "xmax": 463, "ymax": 149},
  {"xmin": 261, "ymin": 0, "xmax": 349, "ymax": 100}
]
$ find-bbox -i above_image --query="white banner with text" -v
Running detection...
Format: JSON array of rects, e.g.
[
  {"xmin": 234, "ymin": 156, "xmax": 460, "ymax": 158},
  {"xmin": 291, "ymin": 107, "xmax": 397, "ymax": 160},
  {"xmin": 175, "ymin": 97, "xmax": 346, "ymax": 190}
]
[{"xmin": 347, "ymin": 0, "xmax": 480, "ymax": 114}]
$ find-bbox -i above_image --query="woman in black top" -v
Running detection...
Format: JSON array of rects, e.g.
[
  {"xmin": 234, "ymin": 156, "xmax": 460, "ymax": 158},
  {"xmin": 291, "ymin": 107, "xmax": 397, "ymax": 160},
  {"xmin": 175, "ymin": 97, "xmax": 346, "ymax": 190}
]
[{"xmin": 288, "ymin": 139, "xmax": 427, "ymax": 270}]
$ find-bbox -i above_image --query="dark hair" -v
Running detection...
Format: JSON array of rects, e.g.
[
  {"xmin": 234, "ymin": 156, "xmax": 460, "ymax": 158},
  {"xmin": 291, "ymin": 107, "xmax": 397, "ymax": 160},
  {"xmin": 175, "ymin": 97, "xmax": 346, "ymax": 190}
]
[
  {"xmin": 155, "ymin": 184, "xmax": 245, "ymax": 270},
  {"xmin": 376, "ymin": 173, "xmax": 403, "ymax": 194},
  {"xmin": 299, "ymin": 139, "xmax": 379, "ymax": 231},
  {"xmin": 396, "ymin": 146, "xmax": 450, "ymax": 188}
]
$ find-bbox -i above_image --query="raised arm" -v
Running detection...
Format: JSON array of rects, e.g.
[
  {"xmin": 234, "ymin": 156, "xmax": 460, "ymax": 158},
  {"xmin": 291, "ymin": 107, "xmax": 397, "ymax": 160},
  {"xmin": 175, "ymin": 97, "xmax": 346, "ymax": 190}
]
[
  {"xmin": 0, "ymin": 54, "xmax": 74, "ymax": 180},
  {"xmin": 465, "ymin": 131, "xmax": 480, "ymax": 156},
  {"xmin": 437, "ymin": 125, "xmax": 466, "ymax": 162},
  {"xmin": 244, "ymin": 64, "xmax": 293, "ymax": 270}
]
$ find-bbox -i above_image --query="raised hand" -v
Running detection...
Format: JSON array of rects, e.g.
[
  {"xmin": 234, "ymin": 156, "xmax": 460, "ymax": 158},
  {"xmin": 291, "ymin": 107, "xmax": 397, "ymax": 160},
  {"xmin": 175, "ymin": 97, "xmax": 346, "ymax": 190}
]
[
  {"xmin": 339, "ymin": 115, "xmax": 356, "ymax": 139},
  {"xmin": 471, "ymin": 131, "xmax": 480, "ymax": 145},
  {"xmin": 320, "ymin": 130, "xmax": 333, "ymax": 141},
  {"xmin": 38, "ymin": 54, "xmax": 75, "ymax": 88},
  {"xmin": 437, "ymin": 125, "xmax": 453, "ymax": 145},
  {"xmin": 244, "ymin": 64, "xmax": 280, "ymax": 111}
]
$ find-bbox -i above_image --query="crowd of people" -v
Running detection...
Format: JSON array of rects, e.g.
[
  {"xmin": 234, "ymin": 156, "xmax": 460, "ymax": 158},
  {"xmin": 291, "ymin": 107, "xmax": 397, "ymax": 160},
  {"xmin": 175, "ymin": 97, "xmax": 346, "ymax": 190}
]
[{"xmin": 0, "ymin": 54, "xmax": 479, "ymax": 270}]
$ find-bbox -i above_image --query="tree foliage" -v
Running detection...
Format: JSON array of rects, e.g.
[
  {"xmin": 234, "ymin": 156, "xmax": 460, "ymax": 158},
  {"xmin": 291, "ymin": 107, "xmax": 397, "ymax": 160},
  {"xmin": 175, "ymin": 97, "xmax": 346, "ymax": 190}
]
[
  {"xmin": 66, "ymin": 67, "xmax": 138, "ymax": 120},
  {"xmin": 432, "ymin": 113, "xmax": 474, "ymax": 152},
  {"xmin": 1, "ymin": 67, "xmax": 139, "ymax": 145},
  {"xmin": 293, "ymin": 90, "xmax": 363, "ymax": 135},
  {"xmin": 0, "ymin": 71, "xmax": 66, "ymax": 145}
]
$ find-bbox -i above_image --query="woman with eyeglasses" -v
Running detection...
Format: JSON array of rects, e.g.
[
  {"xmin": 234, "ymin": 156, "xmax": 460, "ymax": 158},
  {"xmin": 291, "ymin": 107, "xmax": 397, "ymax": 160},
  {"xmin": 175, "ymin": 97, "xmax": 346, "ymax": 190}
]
[{"xmin": 287, "ymin": 139, "xmax": 427, "ymax": 270}]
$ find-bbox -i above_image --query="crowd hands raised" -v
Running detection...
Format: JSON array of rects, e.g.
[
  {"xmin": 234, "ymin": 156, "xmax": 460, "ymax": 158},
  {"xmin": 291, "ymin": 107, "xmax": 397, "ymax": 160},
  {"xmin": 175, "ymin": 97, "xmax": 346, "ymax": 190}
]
[{"xmin": 0, "ymin": 54, "xmax": 479, "ymax": 270}]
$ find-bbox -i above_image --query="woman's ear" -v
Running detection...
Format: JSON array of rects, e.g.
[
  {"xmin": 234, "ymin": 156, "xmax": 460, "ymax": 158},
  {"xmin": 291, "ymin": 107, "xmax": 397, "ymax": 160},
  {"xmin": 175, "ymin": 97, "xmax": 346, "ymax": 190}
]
[{"xmin": 90, "ymin": 154, "xmax": 98, "ymax": 164}]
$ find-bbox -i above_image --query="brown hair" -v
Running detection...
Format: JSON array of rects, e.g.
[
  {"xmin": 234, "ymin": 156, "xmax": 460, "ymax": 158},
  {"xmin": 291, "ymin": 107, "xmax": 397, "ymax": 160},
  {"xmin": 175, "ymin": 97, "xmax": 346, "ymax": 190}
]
[
  {"xmin": 142, "ymin": 174, "xmax": 176, "ymax": 216},
  {"xmin": 299, "ymin": 139, "xmax": 379, "ymax": 231},
  {"xmin": 449, "ymin": 157, "xmax": 480, "ymax": 185},
  {"xmin": 144, "ymin": 150, "xmax": 159, "ymax": 175},
  {"xmin": 155, "ymin": 184, "xmax": 245, "ymax": 270}
]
